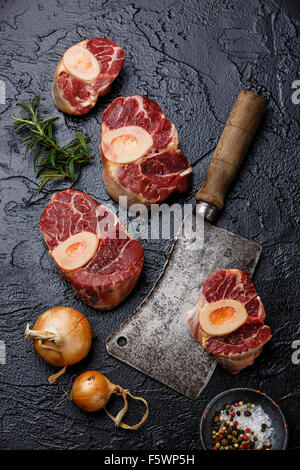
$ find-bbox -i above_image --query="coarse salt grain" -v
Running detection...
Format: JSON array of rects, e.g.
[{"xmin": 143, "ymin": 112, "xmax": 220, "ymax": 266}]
[{"xmin": 233, "ymin": 404, "xmax": 273, "ymax": 448}]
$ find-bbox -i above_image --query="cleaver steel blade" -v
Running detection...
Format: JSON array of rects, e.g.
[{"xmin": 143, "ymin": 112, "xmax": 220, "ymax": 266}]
[
  {"xmin": 106, "ymin": 90, "xmax": 267, "ymax": 399},
  {"xmin": 106, "ymin": 216, "xmax": 261, "ymax": 399}
]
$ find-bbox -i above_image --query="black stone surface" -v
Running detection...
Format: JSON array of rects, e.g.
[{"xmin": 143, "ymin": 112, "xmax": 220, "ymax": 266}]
[{"xmin": 0, "ymin": 0, "xmax": 299, "ymax": 451}]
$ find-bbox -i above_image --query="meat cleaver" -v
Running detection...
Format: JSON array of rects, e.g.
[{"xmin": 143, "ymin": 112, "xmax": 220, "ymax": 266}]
[{"xmin": 106, "ymin": 91, "xmax": 267, "ymax": 399}]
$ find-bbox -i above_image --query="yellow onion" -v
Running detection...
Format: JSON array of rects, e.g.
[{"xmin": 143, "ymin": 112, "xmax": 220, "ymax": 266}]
[
  {"xmin": 71, "ymin": 371, "xmax": 149, "ymax": 430},
  {"xmin": 25, "ymin": 306, "xmax": 93, "ymax": 383}
]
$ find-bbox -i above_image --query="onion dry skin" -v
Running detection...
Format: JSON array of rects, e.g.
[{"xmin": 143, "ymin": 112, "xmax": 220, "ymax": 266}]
[
  {"xmin": 71, "ymin": 370, "xmax": 149, "ymax": 430},
  {"xmin": 25, "ymin": 306, "xmax": 92, "ymax": 383}
]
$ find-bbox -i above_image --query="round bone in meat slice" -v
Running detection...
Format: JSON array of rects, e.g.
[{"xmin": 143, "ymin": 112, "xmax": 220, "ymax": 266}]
[
  {"xmin": 52, "ymin": 38, "xmax": 125, "ymax": 115},
  {"xmin": 100, "ymin": 95, "xmax": 192, "ymax": 207},
  {"xmin": 50, "ymin": 231, "xmax": 99, "ymax": 272},
  {"xmin": 63, "ymin": 44, "xmax": 100, "ymax": 82},
  {"xmin": 40, "ymin": 189, "xmax": 144, "ymax": 309},
  {"xmin": 187, "ymin": 269, "xmax": 271, "ymax": 374},
  {"xmin": 101, "ymin": 126, "xmax": 153, "ymax": 164},
  {"xmin": 199, "ymin": 299, "xmax": 248, "ymax": 336}
]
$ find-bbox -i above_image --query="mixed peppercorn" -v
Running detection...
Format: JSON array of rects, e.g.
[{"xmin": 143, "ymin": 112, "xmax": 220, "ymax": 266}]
[{"xmin": 211, "ymin": 401, "xmax": 272, "ymax": 450}]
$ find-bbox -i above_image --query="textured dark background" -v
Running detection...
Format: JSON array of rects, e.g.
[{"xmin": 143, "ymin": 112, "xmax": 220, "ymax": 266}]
[{"xmin": 0, "ymin": 0, "xmax": 299, "ymax": 451}]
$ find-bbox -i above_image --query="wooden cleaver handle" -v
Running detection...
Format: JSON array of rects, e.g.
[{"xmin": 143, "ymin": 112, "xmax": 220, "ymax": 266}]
[{"xmin": 195, "ymin": 90, "xmax": 267, "ymax": 211}]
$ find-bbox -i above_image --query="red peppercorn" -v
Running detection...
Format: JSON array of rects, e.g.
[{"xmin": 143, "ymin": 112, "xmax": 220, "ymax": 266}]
[
  {"xmin": 233, "ymin": 421, "xmax": 238, "ymax": 426},
  {"xmin": 243, "ymin": 435, "xmax": 248, "ymax": 440},
  {"xmin": 213, "ymin": 446, "xmax": 218, "ymax": 450},
  {"xmin": 239, "ymin": 445, "xmax": 244, "ymax": 449},
  {"xmin": 230, "ymin": 411, "xmax": 235, "ymax": 417},
  {"xmin": 234, "ymin": 402, "xmax": 239, "ymax": 407},
  {"xmin": 220, "ymin": 429, "xmax": 225, "ymax": 434},
  {"xmin": 245, "ymin": 428, "xmax": 251, "ymax": 433}
]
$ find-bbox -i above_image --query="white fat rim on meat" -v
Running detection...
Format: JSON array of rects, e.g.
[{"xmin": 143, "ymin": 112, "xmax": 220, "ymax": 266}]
[{"xmin": 179, "ymin": 166, "xmax": 192, "ymax": 177}]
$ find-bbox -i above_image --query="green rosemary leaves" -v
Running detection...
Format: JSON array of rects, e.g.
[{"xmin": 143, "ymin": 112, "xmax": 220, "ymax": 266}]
[{"xmin": 11, "ymin": 97, "xmax": 94, "ymax": 192}]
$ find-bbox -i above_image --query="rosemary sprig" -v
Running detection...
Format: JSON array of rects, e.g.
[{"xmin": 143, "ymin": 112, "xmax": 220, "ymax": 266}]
[{"xmin": 11, "ymin": 96, "xmax": 94, "ymax": 192}]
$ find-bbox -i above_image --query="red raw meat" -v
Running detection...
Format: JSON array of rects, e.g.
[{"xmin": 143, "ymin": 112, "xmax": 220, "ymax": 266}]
[
  {"xmin": 205, "ymin": 323, "xmax": 272, "ymax": 374},
  {"xmin": 40, "ymin": 189, "xmax": 143, "ymax": 309},
  {"xmin": 187, "ymin": 269, "xmax": 271, "ymax": 373},
  {"xmin": 102, "ymin": 95, "xmax": 174, "ymax": 149},
  {"xmin": 100, "ymin": 95, "xmax": 192, "ymax": 207},
  {"xmin": 202, "ymin": 269, "xmax": 266, "ymax": 323},
  {"xmin": 116, "ymin": 150, "xmax": 192, "ymax": 203},
  {"xmin": 52, "ymin": 38, "xmax": 125, "ymax": 115}
]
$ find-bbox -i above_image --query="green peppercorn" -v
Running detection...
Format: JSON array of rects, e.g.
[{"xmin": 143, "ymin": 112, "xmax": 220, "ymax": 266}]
[{"xmin": 247, "ymin": 402, "xmax": 252, "ymax": 408}]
